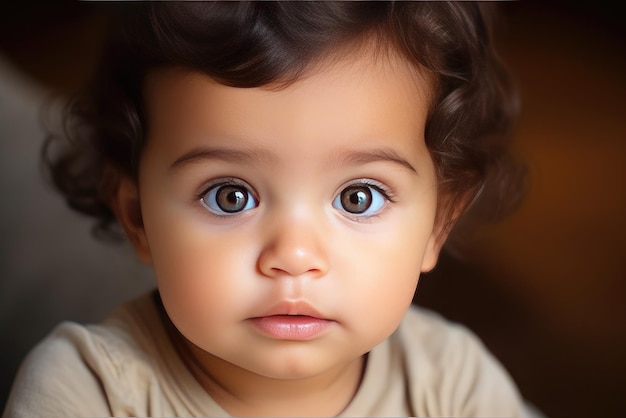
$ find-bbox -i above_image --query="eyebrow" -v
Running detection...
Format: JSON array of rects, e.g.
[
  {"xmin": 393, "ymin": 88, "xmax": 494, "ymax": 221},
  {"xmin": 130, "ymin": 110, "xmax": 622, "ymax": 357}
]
[
  {"xmin": 336, "ymin": 147, "xmax": 418, "ymax": 174},
  {"xmin": 169, "ymin": 146, "xmax": 276, "ymax": 170},
  {"xmin": 169, "ymin": 144, "xmax": 418, "ymax": 174}
]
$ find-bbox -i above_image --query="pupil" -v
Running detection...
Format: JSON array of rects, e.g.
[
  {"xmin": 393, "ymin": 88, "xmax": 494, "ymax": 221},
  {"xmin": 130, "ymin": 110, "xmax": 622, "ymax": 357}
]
[
  {"xmin": 217, "ymin": 186, "xmax": 247, "ymax": 212},
  {"xmin": 341, "ymin": 186, "xmax": 371, "ymax": 214}
]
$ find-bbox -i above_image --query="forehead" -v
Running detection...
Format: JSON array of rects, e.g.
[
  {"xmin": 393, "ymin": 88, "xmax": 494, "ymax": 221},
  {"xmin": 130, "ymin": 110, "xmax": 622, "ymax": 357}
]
[{"xmin": 142, "ymin": 50, "xmax": 434, "ymax": 161}]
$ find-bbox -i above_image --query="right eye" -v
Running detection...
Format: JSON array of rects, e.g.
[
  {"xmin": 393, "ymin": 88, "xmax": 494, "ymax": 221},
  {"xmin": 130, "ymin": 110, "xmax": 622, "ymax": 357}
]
[{"xmin": 200, "ymin": 183, "xmax": 258, "ymax": 215}]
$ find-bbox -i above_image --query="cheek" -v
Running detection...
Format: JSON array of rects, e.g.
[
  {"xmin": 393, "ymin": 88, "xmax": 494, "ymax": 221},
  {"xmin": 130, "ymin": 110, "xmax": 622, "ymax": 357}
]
[
  {"xmin": 141, "ymin": 203, "xmax": 255, "ymax": 334},
  {"xmin": 338, "ymin": 207, "xmax": 436, "ymax": 340},
  {"xmin": 350, "ymin": 237, "xmax": 424, "ymax": 305}
]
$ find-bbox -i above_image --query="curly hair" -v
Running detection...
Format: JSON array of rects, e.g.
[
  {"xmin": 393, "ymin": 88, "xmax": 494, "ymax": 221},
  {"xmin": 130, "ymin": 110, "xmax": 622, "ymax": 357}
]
[{"xmin": 43, "ymin": 1, "xmax": 525, "ymax": 249}]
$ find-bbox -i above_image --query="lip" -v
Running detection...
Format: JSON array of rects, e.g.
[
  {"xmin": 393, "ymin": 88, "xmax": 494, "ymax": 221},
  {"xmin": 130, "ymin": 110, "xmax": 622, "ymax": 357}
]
[{"xmin": 248, "ymin": 301, "xmax": 334, "ymax": 340}]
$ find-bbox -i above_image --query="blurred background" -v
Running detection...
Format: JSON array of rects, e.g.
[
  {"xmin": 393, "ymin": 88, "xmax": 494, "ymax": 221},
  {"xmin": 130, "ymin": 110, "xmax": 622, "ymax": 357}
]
[{"xmin": 0, "ymin": 1, "xmax": 624, "ymax": 416}]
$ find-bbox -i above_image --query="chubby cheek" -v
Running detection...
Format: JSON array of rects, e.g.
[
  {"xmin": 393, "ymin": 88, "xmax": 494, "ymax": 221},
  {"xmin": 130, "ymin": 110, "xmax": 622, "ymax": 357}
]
[
  {"xmin": 141, "ymin": 203, "xmax": 256, "ymax": 342},
  {"xmin": 338, "ymin": 207, "xmax": 436, "ymax": 345}
]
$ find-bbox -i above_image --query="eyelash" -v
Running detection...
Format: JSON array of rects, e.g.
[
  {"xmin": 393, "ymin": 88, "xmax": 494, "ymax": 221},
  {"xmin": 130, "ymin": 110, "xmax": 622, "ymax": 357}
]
[{"xmin": 352, "ymin": 179, "xmax": 396, "ymax": 202}]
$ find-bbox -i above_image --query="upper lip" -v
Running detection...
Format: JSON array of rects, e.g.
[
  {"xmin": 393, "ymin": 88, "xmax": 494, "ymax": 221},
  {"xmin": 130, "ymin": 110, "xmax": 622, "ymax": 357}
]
[{"xmin": 254, "ymin": 300, "xmax": 326, "ymax": 319}]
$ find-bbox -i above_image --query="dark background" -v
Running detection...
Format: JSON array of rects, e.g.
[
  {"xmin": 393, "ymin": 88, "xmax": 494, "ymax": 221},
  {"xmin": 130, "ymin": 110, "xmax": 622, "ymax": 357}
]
[{"xmin": 1, "ymin": 1, "xmax": 624, "ymax": 417}]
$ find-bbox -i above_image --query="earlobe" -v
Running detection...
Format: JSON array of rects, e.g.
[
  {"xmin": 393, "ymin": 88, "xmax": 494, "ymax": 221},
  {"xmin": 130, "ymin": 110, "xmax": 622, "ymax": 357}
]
[{"xmin": 110, "ymin": 177, "xmax": 153, "ymax": 265}]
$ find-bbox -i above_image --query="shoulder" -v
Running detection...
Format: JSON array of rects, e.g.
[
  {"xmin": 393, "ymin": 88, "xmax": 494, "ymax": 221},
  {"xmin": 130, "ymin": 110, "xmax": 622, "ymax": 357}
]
[
  {"xmin": 393, "ymin": 305, "xmax": 531, "ymax": 417},
  {"xmin": 2, "ymin": 292, "xmax": 164, "ymax": 417},
  {"xmin": 397, "ymin": 305, "xmax": 493, "ymax": 365}
]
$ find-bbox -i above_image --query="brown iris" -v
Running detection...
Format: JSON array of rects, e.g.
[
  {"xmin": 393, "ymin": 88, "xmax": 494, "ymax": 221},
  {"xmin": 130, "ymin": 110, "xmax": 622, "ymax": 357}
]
[{"xmin": 340, "ymin": 186, "xmax": 372, "ymax": 214}]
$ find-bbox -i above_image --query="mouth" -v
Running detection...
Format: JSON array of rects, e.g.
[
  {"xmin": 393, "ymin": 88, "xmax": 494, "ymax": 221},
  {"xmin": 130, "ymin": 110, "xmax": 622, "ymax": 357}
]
[{"xmin": 248, "ymin": 301, "xmax": 334, "ymax": 340}]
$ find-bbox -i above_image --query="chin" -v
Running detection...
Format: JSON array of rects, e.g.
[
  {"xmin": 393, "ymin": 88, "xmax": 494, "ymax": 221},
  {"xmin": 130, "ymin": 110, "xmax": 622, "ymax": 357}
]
[{"xmin": 245, "ymin": 348, "xmax": 348, "ymax": 380}]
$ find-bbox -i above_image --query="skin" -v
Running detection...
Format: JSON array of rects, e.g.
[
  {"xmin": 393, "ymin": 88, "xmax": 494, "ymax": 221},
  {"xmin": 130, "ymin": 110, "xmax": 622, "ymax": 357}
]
[{"xmin": 113, "ymin": 51, "xmax": 452, "ymax": 416}]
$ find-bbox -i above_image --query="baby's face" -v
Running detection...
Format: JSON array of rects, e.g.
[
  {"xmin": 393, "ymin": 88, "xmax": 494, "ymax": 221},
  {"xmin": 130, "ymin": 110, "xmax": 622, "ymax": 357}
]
[{"xmin": 133, "ymin": 52, "xmax": 441, "ymax": 380}]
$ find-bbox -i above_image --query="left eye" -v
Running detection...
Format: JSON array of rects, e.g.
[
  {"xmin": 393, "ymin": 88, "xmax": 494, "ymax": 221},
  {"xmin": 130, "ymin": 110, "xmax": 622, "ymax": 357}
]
[
  {"xmin": 332, "ymin": 184, "xmax": 386, "ymax": 217},
  {"xmin": 201, "ymin": 183, "xmax": 258, "ymax": 215}
]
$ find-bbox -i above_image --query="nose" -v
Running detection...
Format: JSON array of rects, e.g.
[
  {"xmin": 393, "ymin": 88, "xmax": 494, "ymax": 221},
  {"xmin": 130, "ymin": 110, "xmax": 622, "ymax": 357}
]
[{"xmin": 257, "ymin": 213, "xmax": 329, "ymax": 279}]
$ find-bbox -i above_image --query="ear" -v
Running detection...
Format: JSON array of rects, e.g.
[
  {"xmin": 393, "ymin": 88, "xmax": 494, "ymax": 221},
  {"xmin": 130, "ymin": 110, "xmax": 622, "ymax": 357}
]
[
  {"xmin": 420, "ymin": 230, "xmax": 447, "ymax": 273},
  {"xmin": 420, "ymin": 192, "xmax": 471, "ymax": 273},
  {"xmin": 109, "ymin": 176, "xmax": 153, "ymax": 265}
]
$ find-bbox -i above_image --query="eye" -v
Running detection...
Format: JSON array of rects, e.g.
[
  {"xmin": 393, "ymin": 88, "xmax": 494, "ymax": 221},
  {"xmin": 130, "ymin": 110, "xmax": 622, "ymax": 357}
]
[
  {"xmin": 201, "ymin": 183, "xmax": 258, "ymax": 215},
  {"xmin": 332, "ymin": 183, "xmax": 387, "ymax": 217}
]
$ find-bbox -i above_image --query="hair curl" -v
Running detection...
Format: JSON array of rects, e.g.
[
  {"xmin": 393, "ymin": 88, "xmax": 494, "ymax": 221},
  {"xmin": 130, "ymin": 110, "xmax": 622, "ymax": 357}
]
[{"xmin": 43, "ymin": 1, "xmax": 525, "ymax": 250}]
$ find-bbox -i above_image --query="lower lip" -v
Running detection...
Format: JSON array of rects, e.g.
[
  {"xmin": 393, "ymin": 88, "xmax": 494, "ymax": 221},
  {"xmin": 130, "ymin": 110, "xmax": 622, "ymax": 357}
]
[{"xmin": 249, "ymin": 315, "xmax": 332, "ymax": 340}]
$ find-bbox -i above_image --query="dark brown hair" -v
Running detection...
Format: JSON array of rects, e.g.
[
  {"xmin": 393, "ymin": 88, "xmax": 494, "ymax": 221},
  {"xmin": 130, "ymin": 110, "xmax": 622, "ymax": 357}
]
[{"xmin": 44, "ymin": 1, "xmax": 524, "ymax": 249}]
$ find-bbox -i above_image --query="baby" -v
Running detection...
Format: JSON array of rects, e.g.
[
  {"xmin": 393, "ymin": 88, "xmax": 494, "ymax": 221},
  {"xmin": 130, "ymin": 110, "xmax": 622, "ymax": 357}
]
[{"xmin": 4, "ymin": 2, "xmax": 538, "ymax": 417}]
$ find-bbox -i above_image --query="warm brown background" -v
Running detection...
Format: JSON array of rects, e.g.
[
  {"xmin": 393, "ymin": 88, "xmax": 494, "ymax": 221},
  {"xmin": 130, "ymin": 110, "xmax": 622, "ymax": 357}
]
[{"xmin": 1, "ymin": 1, "xmax": 624, "ymax": 417}]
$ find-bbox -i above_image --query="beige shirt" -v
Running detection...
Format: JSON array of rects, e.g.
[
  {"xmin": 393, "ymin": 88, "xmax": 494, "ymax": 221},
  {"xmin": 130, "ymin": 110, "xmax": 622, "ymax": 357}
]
[{"xmin": 3, "ymin": 291, "xmax": 537, "ymax": 417}]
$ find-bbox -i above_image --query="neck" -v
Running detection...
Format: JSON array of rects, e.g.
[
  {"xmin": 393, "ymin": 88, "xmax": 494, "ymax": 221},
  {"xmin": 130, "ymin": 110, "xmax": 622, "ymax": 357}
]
[{"xmin": 177, "ymin": 336, "xmax": 366, "ymax": 417}]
